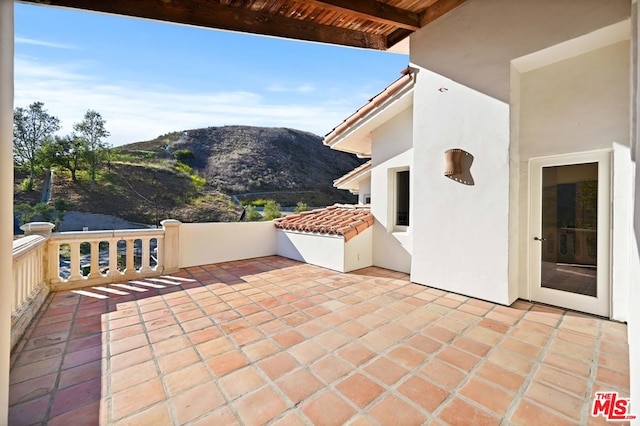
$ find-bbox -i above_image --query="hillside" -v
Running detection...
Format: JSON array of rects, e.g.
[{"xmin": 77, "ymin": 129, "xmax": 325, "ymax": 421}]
[
  {"xmin": 120, "ymin": 126, "xmax": 364, "ymax": 205},
  {"xmin": 15, "ymin": 165, "xmax": 241, "ymax": 225},
  {"xmin": 15, "ymin": 126, "xmax": 363, "ymax": 227}
]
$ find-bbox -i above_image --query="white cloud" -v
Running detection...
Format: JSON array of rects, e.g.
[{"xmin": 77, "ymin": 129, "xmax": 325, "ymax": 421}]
[
  {"xmin": 15, "ymin": 57, "xmax": 356, "ymax": 145},
  {"xmin": 15, "ymin": 36, "xmax": 77, "ymax": 50}
]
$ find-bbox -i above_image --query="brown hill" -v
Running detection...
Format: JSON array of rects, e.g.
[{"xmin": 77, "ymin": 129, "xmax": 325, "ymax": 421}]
[
  {"xmin": 15, "ymin": 126, "xmax": 363, "ymax": 226},
  {"xmin": 121, "ymin": 126, "xmax": 364, "ymax": 205}
]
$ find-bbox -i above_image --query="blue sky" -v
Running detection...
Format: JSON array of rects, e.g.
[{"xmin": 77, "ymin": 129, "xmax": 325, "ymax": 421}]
[{"xmin": 15, "ymin": 3, "xmax": 408, "ymax": 146}]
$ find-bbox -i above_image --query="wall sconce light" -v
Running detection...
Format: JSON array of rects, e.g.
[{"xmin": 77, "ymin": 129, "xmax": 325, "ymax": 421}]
[
  {"xmin": 444, "ymin": 148, "xmax": 475, "ymax": 185},
  {"xmin": 444, "ymin": 149, "xmax": 463, "ymax": 177}
]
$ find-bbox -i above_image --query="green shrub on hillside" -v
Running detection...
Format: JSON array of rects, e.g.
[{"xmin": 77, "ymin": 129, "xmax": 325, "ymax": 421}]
[
  {"xmin": 190, "ymin": 174, "xmax": 206, "ymax": 192},
  {"xmin": 173, "ymin": 149, "xmax": 195, "ymax": 164},
  {"xmin": 294, "ymin": 201, "xmax": 308, "ymax": 214},
  {"xmin": 242, "ymin": 205, "xmax": 262, "ymax": 221},
  {"xmin": 19, "ymin": 177, "xmax": 34, "ymax": 192},
  {"xmin": 263, "ymin": 200, "xmax": 281, "ymax": 220},
  {"xmin": 174, "ymin": 162, "xmax": 193, "ymax": 175},
  {"xmin": 250, "ymin": 199, "xmax": 269, "ymax": 207}
]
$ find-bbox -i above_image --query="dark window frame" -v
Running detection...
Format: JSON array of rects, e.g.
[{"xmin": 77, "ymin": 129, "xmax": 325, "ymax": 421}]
[{"xmin": 395, "ymin": 169, "xmax": 410, "ymax": 228}]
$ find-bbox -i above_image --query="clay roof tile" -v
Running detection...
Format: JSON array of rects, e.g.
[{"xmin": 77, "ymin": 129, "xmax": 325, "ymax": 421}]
[{"xmin": 274, "ymin": 204, "xmax": 373, "ymax": 241}]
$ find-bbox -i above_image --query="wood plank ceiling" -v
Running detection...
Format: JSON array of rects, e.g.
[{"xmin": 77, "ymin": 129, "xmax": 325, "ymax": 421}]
[{"xmin": 18, "ymin": 0, "xmax": 468, "ymax": 50}]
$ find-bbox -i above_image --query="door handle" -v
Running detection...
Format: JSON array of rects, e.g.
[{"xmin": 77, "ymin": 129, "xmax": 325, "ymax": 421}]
[{"xmin": 533, "ymin": 236, "xmax": 546, "ymax": 242}]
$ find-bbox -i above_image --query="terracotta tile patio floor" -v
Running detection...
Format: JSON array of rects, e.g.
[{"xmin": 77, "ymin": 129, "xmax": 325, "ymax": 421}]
[{"xmin": 8, "ymin": 256, "xmax": 630, "ymax": 425}]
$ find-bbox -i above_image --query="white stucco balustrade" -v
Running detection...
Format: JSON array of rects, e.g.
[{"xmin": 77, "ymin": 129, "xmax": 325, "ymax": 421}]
[
  {"xmin": 12, "ymin": 235, "xmax": 46, "ymax": 313},
  {"xmin": 47, "ymin": 229, "xmax": 165, "ymax": 289},
  {"xmin": 11, "ymin": 235, "xmax": 48, "ymax": 349},
  {"xmin": 10, "ymin": 221, "xmax": 177, "ymax": 349}
]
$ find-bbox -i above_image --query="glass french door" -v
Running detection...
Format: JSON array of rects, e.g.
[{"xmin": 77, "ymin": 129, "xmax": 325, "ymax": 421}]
[{"xmin": 529, "ymin": 151, "xmax": 610, "ymax": 317}]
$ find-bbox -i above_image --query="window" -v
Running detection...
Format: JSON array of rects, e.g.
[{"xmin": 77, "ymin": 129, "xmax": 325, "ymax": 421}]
[{"xmin": 395, "ymin": 170, "xmax": 410, "ymax": 227}]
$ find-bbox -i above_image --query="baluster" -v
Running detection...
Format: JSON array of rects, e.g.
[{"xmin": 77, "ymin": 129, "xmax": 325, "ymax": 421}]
[
  {"xmin": 19, "ymin": 257, "xmax": 25, "ymax": 302},
  {"xmin": 156, "ymin": 236, "xmax": 164, "ymax": 272},
  {"xmin": 26, "ymin": 254, "xmax": 33, "ymax": 295},
  {"xmin": 49, "ymin": 240, "xmax": 61, "ymax": 284},
  {"xmin": 21, "ymin": 256, "xmax": 28, "ymax": 301},
  {"xmin": 13, "ymin": 262, "xmax": 20, "ymax": 311},
  {"xmin": 108, "ymin": 238, "xmax": 119, "ymax": 278},
  {"xmin": 30, "ymin": 252, "xmax": 35, "ymax": 291},
  {"xmin": 35, "ymin": 247, "xmax": 41, "ymax": 287},
  {"xmin": 68, "ymin": 241, "xmax": 83, "ymax": 282},
  {"xmin": 140, "ymin": 238, "xmax": 150, "ymax": 274},
  {"xmin": 20, "ymin": 259, "xmax": 26, "ymax": 307},
  {"xmin": 25, "ymin": 257, "xmax": 30, "ymax": 300},
  {"xmin": 125, "ymin": 239, "xmax": 134, "ymax": 275},
  {"xmin": 90, "ymin": 241, "xmax": 100, "ymax": 279}
]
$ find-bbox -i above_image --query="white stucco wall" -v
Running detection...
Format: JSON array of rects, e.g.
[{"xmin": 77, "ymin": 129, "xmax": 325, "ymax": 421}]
[
  {"xmin": 276, "ymin": 229, "xmax": 372, "ymax": 273},
  {"xmin": 409, "ymin": 0, "xmax": 629, "ymax": 102},
  {"xmin": 358, "ymin": 179, "xmax": 371, "ymax": 205},
  {"xmin": 370, "ymin": 106, "xmax": 413, "ymax": 273},
  {"xmin": 277, "ymin": 230, "xmax": 344, "ymax": 271},
  {"xmin": 344, "ymin": 228, "xmax": 373, "ymax": 272},
  {"xmin": 409, "ymin": 67, "xmax": 511, "ymax": 304},
  {"xmin": 613, "ymin": 143, "xmax": 633, "ymax": 322},
  {"xmin": 178, "ymin": 221, "xmax": 276, "ymax": 268},
  {"xmin": 514, "ymin": 39, "xmax": 631, "ymax": 320}
]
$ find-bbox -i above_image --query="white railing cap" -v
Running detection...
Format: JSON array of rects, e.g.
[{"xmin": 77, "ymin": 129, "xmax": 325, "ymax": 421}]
[
  {"xmin": 20, "ymin": 222, "xmax": 55, "ymax": 236},
  {"xmin": 161, "ymin": 219, "xmax": 181, "ymax": 228},
  {"xmin": 50, "ymin": 228, "xmax": 165, "ymax": 241},
  {"xmin": 13, "ymin": 235, "xmax": 47, "ymax": 257}
]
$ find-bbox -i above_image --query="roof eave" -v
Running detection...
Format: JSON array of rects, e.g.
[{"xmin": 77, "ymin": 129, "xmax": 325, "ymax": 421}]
[
  {"xmin": 324, "ymin": 67, "xmax": 417, "ymax": 156},
  {"xmin": 334, "ymin": 161, "xmax": 372, "ymax": 190}
]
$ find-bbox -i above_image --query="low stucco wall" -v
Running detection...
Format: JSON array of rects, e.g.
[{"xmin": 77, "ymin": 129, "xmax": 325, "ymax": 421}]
[
  {"xmin": 344, "ymin": 227, "xmax": 373, "ymax": 272},
  {"xmin": 178, "ymin": 221, "xmax": 277, "ymax": 268},
  {"xmin": 276, "ymin": 228, "xmax": 373, "ymax": 273}
]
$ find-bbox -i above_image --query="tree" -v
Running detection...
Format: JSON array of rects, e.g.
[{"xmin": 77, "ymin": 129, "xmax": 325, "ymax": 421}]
[
  {"xmin": 41, "ymin": 135, "xmax": 86, "ymax": 181},
  {"xmin": 14, "ymin": 199, "xmax": 70, "ymax": 230},
  {"xmin": 74, "ymin": 109, "xmax": 110, "ymax": 182},
  {"xmin": 13, "ymin": 101, "xmax": 60, "ymax": 179}
]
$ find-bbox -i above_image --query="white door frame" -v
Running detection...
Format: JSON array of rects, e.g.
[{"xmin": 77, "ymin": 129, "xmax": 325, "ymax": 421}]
[{"xmin": 528, "ymin": 150, "xmax": 611, "ymax": 317}]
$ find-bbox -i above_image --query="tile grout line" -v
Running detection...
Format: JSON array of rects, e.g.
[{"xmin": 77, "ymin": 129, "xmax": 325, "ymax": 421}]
[
  {"xmin": 182, "ymin": 263, "xmax": 290, "ymax": 425},
  {"xmin": 581, "ymin": 316, "xmax": 604, "ymax": 425},
  {"xmin": 168, "ymin": 267, "xmax": 243, "ymax": 425},
  {"xmin": 44, "ymin": 291, "xmax": 98, "ymax": 423},
  {"xmin": 491, "ymin": 303, "xmax": 547, "ymax": 424},
  {"xmin": 428, "ymin": 299, "xmax": 528, "ymax": 422},
  {"xmin": 501, "ymin": 309, "xmax": 583, "ymax": 424},
  {"xmin": 109, "ymin": 277, "xmax": 164, "ymax": 423},
  {"xmin": 242, "ymin": 270, "xmax": 386, "ymax": 425},
  {"xmin": 8, "ymin": 290, "xmax": 58, "ymax": 420}
]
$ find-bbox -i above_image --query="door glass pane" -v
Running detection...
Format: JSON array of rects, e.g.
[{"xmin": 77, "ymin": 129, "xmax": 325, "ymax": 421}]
[{"xmin": 540, "ymin": 162, "xmax": 598, "ymax": 297}]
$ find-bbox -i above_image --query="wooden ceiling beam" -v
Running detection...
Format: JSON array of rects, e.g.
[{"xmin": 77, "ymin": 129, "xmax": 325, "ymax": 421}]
[
  {"xmin": 386, "ymin": 28, "xmax": 413, "ymax": 48},
  {"xmin": 20, "ymin": 0, "xmax": 389, "ymax": 50},
  {"xmin": 305, "ymin": 0, "xmax": 421, "ymax": 31}
]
